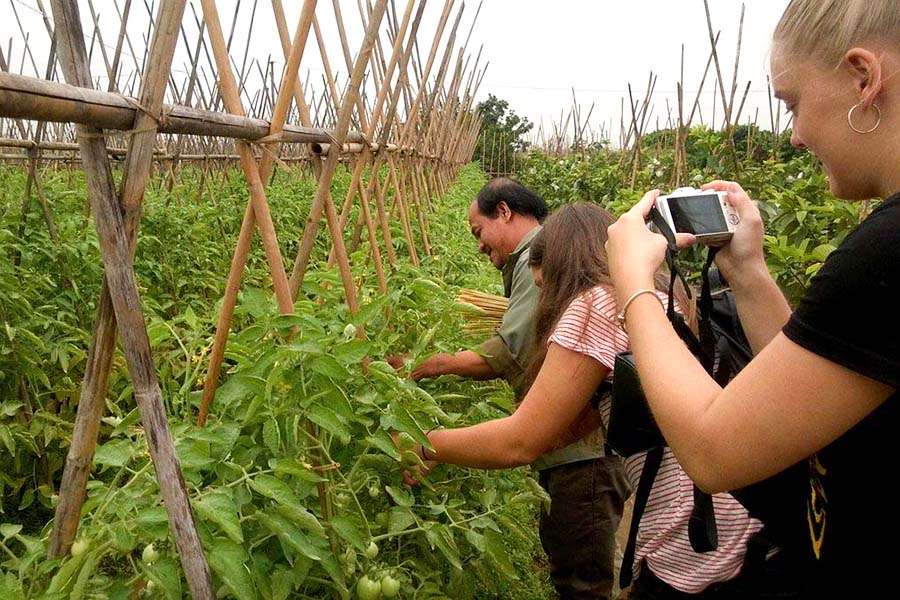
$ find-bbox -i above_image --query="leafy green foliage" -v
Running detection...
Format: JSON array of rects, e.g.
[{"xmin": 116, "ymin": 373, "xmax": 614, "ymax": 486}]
[
  {"xmin": 1, "ymin": 163, "xmax": 551, "ymax": 598},
  {"xmin": 474, "ymin": 95, "xmax": 534, "ymax": 174},
  {"xmin": 518, "ymin": 125, "xmax": 868, "ymax": 302}
]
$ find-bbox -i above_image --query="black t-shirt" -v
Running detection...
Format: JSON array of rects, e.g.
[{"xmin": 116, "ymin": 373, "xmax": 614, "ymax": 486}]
[{"xmin": 782, "ymin": 191, "xmax": 900, "ymax": 595}]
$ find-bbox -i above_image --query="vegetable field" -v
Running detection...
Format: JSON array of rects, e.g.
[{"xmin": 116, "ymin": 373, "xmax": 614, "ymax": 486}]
[
  {"xmin": 1, "ymin": 163, "xmax": 554, "ymax": 599},
  {"xmin": 0, "ymin": 1, "xmax": 875, "ymax": 598}
]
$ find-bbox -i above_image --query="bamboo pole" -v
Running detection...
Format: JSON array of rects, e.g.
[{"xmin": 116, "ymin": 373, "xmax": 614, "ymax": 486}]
[
  {"xmin": 326, "ymin": 0, "xmax": 422, "ymax": 278},
  {"xmin": 48, "ymin": 2, "xmax": 214, "ymax": 597},
  {"xmin": 195, "ymin": 0, "xmax": 315, "ymax": 427},
  {"xmin": 288, "ymin": 0, "xmax": 389, "ymax": 301},
  {"xmin": 0, "ymin": 71, "xmax": 368, "ymax": 145}
]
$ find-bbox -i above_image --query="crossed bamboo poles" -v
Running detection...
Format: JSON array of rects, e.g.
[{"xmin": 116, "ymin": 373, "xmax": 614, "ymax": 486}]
[{"xmin": 0, "ymin": 1, "xmax": 481, "ymax": 596}]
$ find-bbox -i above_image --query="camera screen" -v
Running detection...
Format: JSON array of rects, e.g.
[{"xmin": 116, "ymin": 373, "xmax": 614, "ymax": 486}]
[{"xmin": 668, "ymin": 195, "xmax": 727, "ymax": 235}]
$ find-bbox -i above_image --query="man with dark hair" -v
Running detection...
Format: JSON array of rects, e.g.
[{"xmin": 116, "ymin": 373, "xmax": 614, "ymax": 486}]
[
  {"xmin": 412, "ymin": 177, "xmax": 544, "ymax": 382},
  {"xmin": 412, "ymin": 177, "xmax": 627, "ymax": 599},
  {"xmin": 476, "ymin": 176, "xmax": 549, "ymax": 224}
]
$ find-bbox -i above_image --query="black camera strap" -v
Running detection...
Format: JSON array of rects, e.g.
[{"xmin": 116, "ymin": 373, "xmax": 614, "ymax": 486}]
[
  {"xmin": 618, "ymin": 209, "xmax": 721, "ymax": 589},
  {"xmin": 619, "ymin": 446, "xmax": 664, "ymax": 588}
]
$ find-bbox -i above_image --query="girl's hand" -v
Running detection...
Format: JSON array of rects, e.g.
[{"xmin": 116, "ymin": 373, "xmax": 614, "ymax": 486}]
[
  {"xmin": 401, "ymin": 445, "xmax": 438, "ymax": 486},
  {"xmin": 606, "ymin": 189, "xmax": 694, "ymax": 301},
  {"xmin": 700, "ymin": 181, "xmax": 767, "ymax": 283}
]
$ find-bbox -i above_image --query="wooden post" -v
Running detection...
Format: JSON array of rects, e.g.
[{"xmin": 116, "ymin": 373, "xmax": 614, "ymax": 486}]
[
  {"xmin": 48, "ymin": 2, "xmax": 214, "ymax": 598},
  {"xmin": 196, "ymin": 0, "xmax": 316, "ymax": 427},
  {"xmin": 288, "ymin": 0, "xmax": 389, "ymax": 301}
]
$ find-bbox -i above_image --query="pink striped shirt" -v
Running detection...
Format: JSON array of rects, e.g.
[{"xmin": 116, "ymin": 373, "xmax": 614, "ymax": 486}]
[{"xmin": 548, "ymin": 285, "xmax": 763, "ymax": 593}]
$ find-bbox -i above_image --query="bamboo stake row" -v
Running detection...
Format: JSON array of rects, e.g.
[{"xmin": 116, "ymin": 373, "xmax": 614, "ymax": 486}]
[{"xmin": 1, "ymin": 1, "xmax": 482, "ymax": 593}]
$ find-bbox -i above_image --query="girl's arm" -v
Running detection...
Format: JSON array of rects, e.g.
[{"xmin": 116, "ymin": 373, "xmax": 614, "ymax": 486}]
[{"xmin": 421, "ymin": 344, "xmax": 610, "ymax": 469}]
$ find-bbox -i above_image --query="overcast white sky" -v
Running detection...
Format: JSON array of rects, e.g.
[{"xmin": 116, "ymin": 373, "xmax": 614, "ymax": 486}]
[{"xmin": 1, "ymin": 0, "xmax": 792, "ymax": 142}]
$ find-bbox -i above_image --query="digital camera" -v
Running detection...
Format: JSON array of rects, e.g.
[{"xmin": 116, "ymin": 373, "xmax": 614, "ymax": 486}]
[{"xmin": 653, "ymin": 187, "xmax": 740, "ymax": 246}]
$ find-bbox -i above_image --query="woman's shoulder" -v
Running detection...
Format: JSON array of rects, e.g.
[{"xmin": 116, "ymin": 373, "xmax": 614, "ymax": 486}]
[
  {"xmin": 837, "ymin": 194, "xmax": 900, "ymax": 256},
  {"xmin": 570, "ymin": 284, "xmax": 618, "ymax": 316}
]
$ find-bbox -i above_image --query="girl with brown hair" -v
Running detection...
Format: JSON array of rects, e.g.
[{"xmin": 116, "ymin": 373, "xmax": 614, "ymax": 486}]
[{"xmin": 404, "ymin": 203, "xmax": 789, "ymax": 597}]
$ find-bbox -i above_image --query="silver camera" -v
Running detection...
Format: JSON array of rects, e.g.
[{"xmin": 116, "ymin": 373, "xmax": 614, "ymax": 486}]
[{"xmin": 653, "ymin": 187, "xmax": 740, "ymax": 246}]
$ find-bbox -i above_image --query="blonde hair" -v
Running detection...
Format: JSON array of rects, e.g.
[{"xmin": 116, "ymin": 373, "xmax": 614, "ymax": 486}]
[{"xmin": 774, "ymin": 0, "xmax": 900, "ymax": 66}]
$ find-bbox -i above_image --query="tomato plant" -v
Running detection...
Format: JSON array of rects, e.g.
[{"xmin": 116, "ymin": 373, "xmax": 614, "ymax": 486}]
[{"xmin": 1, "ymin": 163, "xmax": 552, "ymax": 599}]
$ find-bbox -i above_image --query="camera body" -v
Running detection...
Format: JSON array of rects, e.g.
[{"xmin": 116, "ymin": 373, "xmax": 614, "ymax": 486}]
[{"xmin": 653, "ymin": 187, "xmax": 740, "ymax": 246}]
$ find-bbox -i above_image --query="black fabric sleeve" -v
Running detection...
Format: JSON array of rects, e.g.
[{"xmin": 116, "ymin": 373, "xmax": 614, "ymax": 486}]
[{"xmin": 782, "ymin": 195, "xmax": 900, "ymax": 388}]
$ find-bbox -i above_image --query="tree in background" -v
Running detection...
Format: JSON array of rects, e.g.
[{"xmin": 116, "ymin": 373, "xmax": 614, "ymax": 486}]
[{"xmin": 474, "ymin": 94, "xmax": 533, "ymax": 175}]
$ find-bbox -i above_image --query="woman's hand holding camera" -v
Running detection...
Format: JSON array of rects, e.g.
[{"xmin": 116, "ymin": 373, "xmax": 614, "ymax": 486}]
[
  {"xmin": 605, "ymin": 189, "xmax": 694, "ymax": 303},
  {"xmin": 699, "ymin": 181, "xmax": 768, "ymax": 286},
  {"xmin": 607, "ymin": 181, "xmax": 769, "ymax": 301}
]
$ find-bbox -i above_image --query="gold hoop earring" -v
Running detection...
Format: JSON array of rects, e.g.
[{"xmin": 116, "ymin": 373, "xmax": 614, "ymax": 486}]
[{"xmin": 847, "ymin": 102, "xmax": 882, "ymax": 134}]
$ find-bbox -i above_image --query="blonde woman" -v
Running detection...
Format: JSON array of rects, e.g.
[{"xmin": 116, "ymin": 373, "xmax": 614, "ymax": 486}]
[{"xmin": 605, "ymin": 1, "xmax": 899, "ymax": 595}]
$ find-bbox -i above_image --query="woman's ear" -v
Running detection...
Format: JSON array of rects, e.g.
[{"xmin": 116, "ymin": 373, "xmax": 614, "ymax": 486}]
[{"xmin": 844, "ymin": 47, "xmax": 884, "ymax": 108}]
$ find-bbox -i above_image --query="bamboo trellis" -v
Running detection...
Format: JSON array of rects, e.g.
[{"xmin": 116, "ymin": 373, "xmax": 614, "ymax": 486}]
[
  {"xmin": 0, "ymin": 1, "xmax": 482, "ymax": 596},
  {"xmin": 521, "ymin": 1, "xmax": 789, "ymax": 188}
]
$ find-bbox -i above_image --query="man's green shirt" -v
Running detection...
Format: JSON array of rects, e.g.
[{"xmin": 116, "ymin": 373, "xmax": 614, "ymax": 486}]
[{"xmin": 477, "ymin": 226, "xmax": 603, "ymax": 471}]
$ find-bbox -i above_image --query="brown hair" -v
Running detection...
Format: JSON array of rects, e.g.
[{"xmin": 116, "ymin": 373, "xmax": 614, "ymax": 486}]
[
  {"xmin": 773, "ymin": 0, "xmax": 900, "ymax": 67},
  {"xmin": 524, "ymin": 203, "xmax": 693, "ymax": 390}
]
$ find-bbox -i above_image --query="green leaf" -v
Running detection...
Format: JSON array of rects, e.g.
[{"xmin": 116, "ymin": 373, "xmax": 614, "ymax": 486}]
[
  {"xmin": 464, "ymin": 529, "xmax": 485, "ymax": 552},
  {"xmin": 46, "ymin": 552, "xmax": 88, "ymax": 595},
  {"xmin": 384, "ymin": 485, "xmax": 413, "ymax": 507},
  {"xmin": 268, "ymin": 458, "xmax": 326, "ymax": 483},
  {"xmin": 209, "ymin": 539, "xmax": 257, "ymax": 600},
  {"xmin": 249, "ymin": 475, "xmax": 324, "ymax": 535},
  {"xmin": 387, "ymin": 507, "xmax": 416, "ymax": 534},
  {"xmin": 216, "ymin": 375, "xmax": 266, "ymax": 409},
  {"xmin": 262, "ymin": 417, "xmax": 280, "ymax": 454},
  {"xmin": 350, "ymin": 295, "xmax": 389, "ymax": 327},
  {"xmin": 0, "ymin": 426, "xmax": 15, "ymax": 455},
  {"xmin": 309, "ymin": 355, "xmax": 349, "ymax": 381},
  {"xmin": 331, "ymin": 339, "xmax": 370, "ymax": 365},
  {"xmin": 109, "ymin": 524, "xmax": 136, "ymax": 553},
  {"xmin": 365, "ymin": 430, "xmax": 401, "ymax": 461},
  {"xmin": 384, "ymin": 401, "xmax": 429, "ymax": 446},
  {"xmin": 424, "ymin": 523, "xmax": 461, "ymax": 570},
  {"xmin": 256, "ymin": 512, "xmax": 323, "ymax": 561},
  {"xmin": 93, "ymin": 439, "xmax": 133, "ymax": 468},
  {"xmin": 1, "ymin": 523, "xmax": 22, "ymax": 540},
  {"xmin": 811, "ymin": 243, "xmax": 836, "ymax": 261},
  {"xmin": 69, "ymin": 549, "xmax": 100, "ymax": 600},
  {"xmin": 306, "ymin": 404, "xmax": 350, "ymax": 444},
  {"xmin": 318, "ymin": 552, "xmax": 347, "ymax": 592},
  {"xmin": 330, "ymin": 515, "xmax": 367, "ymax": 552},
  {"xmin": 143, "ymin": 557, "xmax": 182, "ymax": 600},
  {"xmin": 484, "ymin": 528, "xmax": 518, "ymax": 580},
  {"xmin": 195, "ymin": 491, "xmax": 244, "ymax": 544}
]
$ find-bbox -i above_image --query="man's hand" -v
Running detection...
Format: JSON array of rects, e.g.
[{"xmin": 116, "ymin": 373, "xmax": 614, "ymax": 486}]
[
  {"xmin": 385, "ymin": 353, "xmax": 410, "ymax": 371},
  {"xmin": 411, "ymin": 350, "xmax": 498, "ymax": 381},
  {"xmin": 410, "ymin": 353, "xmax": 451, "ymax": 381}
]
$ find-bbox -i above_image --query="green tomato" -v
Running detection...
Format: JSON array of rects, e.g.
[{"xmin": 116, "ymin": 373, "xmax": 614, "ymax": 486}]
[
  {"xmin": 70, "ymin": 538, "xmax": 88, "ymax": 557},
  {"xmin": 142, "ymin": 543, "xmax": 159, "ymax": 564},
  {"xmin": 380, "ymin": 575, "xmax": 400, "ymax": 598},
  {"xmin": 365, "ymin": 541, "xmax": 379, "ymax": 559},
  {"xmin": 356, "ymin": 575, "xmax": 381, "ymax": 600},
  {"xmin": 368, "ymin": 484, "xmax": 381, "ymax": 498}
]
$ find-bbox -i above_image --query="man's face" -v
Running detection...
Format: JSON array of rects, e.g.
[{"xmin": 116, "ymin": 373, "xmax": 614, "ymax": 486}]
[{"xmin": 468, "ymin": 201, "xmax": 510, "ymax": 269}]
